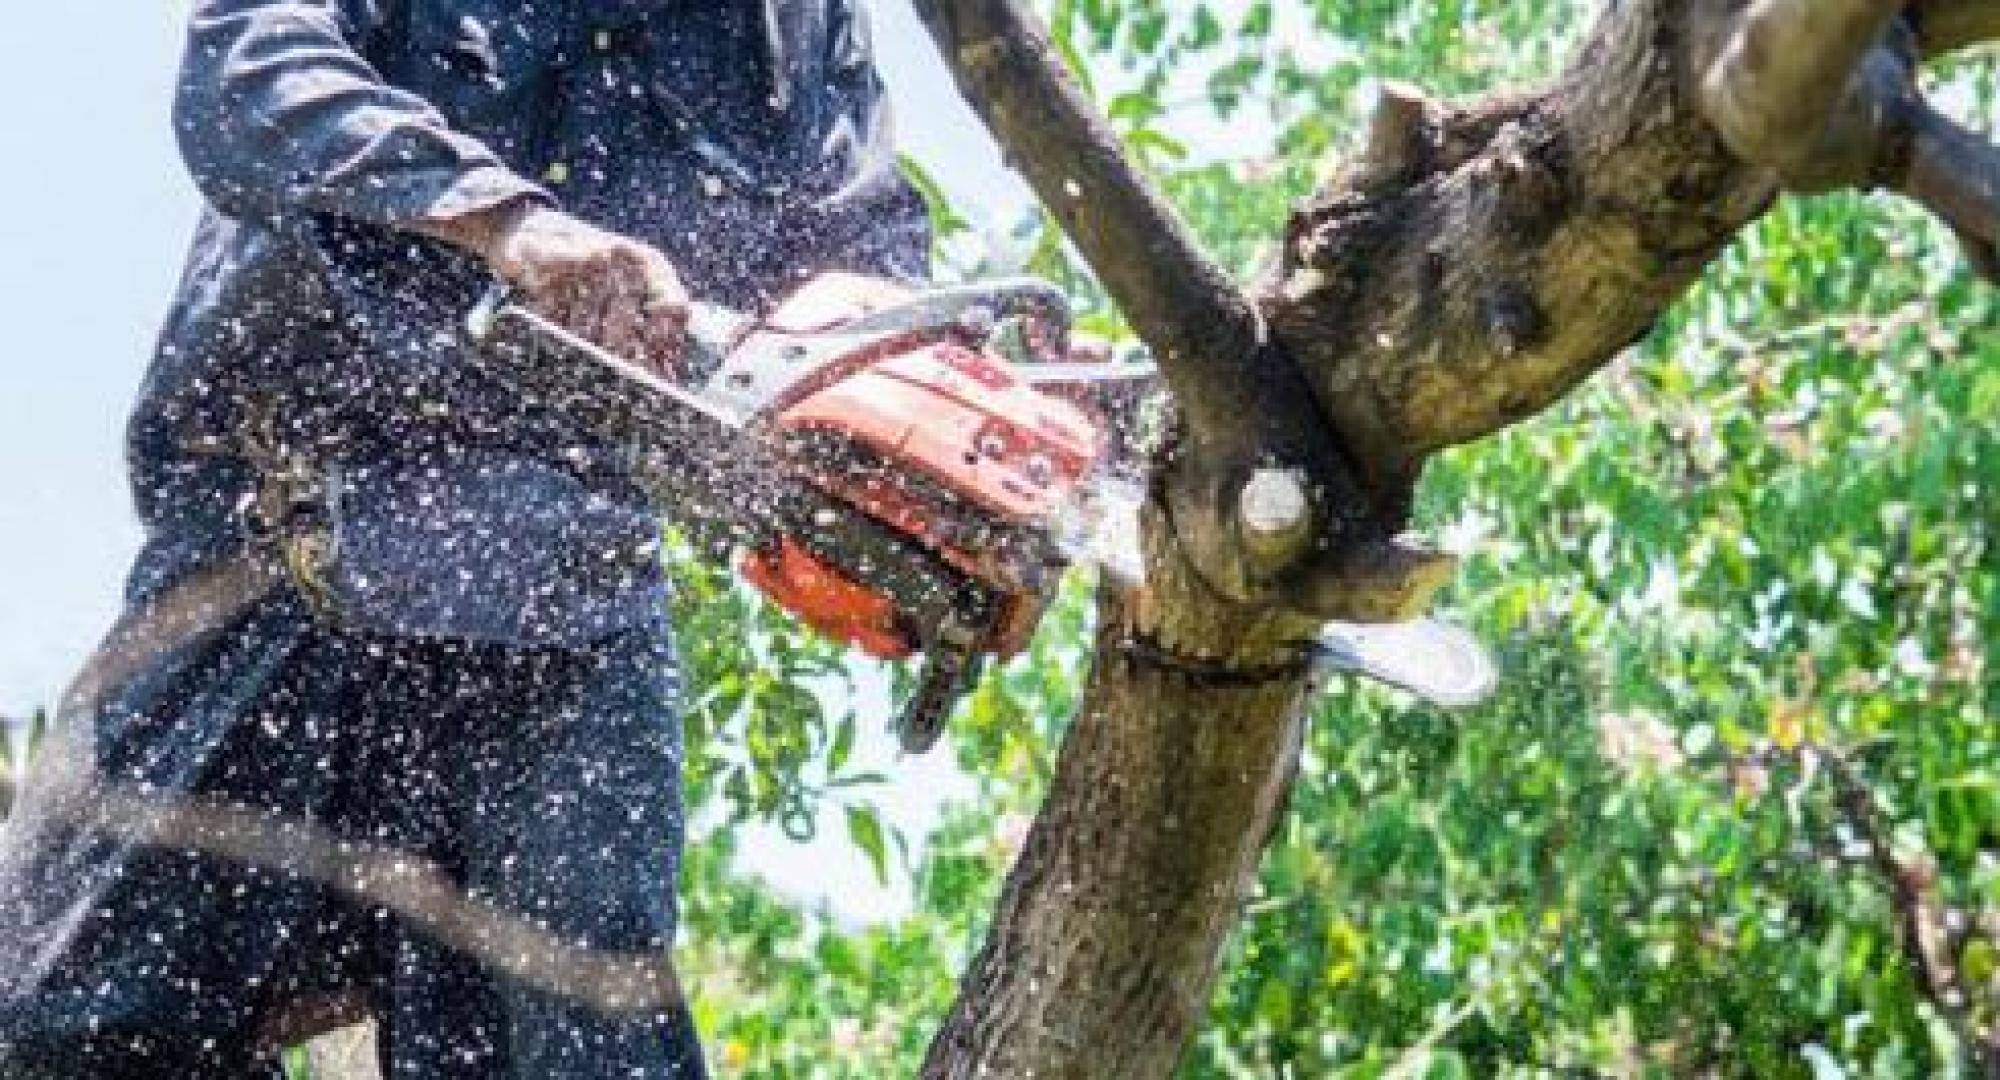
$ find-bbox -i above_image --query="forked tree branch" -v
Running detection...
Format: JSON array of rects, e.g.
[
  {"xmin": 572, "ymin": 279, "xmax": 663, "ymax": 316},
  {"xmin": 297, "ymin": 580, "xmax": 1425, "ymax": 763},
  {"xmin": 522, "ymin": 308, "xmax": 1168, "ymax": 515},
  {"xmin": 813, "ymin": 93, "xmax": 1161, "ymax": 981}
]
[
  {"xmin": 1700, "ymin": 0, "xmax": 2000, "ymax": 285},
  {"xmin": 902, "ymin": 0, "xmax": 1997, "ymax": 1074},
  {"xmin": 909, "ymin": 0, "xmax": 1454, "ymax": 633},
  {"xmin": 1265, "ymin": 0, "xmax": 1774, "ymax": 468},
  {"xmin": 1706, "ymin": 1, "xmax": 2000, "ymax": 285},
  {"xmin": 1263, "ymin": 0, "xmax": 2000, "ymax": 472}
]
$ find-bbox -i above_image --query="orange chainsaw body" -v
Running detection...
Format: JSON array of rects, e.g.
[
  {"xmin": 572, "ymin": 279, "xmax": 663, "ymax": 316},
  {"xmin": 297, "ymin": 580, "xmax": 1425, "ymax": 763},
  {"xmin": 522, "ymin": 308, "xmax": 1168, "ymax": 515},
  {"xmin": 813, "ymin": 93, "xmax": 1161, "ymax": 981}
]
[
  {"xmin": 467, "ymin": 270, "xmax": 1130, "ymax": 752},
  {"xmin": 741, "ymin": 538, "xmax": 911, "ymax": 658},
  {"xmin": 734, "ymin": 274, "xmax": 1103, "ymax": 661}
]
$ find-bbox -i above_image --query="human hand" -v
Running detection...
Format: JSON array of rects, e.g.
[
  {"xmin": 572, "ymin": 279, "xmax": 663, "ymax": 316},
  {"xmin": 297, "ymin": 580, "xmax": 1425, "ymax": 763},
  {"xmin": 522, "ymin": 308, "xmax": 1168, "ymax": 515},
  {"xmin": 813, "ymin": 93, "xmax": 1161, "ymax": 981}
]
[{"xmin": 424, "ymin": 201, "xmax": 689, "ymax": 377}]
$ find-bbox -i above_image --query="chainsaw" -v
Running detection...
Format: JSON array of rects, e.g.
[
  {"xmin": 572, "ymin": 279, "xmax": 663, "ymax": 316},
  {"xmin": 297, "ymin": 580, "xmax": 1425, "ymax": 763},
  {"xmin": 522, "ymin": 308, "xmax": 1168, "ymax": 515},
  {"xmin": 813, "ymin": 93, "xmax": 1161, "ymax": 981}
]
[{"xmin": 466, "ymin": 273, "xmax": 1496, "ymax": 753}]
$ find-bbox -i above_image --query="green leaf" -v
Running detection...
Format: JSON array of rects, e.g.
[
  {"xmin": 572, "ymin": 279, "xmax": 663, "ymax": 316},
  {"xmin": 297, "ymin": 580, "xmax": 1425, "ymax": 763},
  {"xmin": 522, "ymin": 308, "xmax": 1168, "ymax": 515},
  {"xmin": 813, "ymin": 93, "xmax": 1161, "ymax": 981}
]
[
  {"xmin": 829, "ymin": 713, "xmax": 857, "ymax": 775},
  {"xmin": 1185, "ymin": 5, "xmax": 1223, "ymax": 51},
  {"xmin": 896, "ymin": 153, "xmax": 969, "ymax": 240},
  {"xmin": 1106, "ymin": 90, "xmax": 1163, "ymax": 125},
  {"xmin": 846, "ymin": 804, "xmax": 890, "ymax": 886}
]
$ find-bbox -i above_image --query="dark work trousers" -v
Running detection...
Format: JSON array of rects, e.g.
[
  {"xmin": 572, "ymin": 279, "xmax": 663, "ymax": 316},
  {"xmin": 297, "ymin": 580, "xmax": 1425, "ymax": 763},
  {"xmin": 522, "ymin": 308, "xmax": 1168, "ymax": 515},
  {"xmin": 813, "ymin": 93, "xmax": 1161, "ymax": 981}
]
[{"xmin": 0, "ymin": 594, "xmax": 706, "ymax": 1078}]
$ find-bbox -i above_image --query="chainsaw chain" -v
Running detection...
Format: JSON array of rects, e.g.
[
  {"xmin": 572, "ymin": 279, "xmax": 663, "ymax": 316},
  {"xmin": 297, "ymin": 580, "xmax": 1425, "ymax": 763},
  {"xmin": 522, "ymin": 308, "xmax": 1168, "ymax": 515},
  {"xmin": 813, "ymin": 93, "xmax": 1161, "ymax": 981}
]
[{"xmin": 1116, "ymin": 633, "xmax": 1317, "ymax": 689}]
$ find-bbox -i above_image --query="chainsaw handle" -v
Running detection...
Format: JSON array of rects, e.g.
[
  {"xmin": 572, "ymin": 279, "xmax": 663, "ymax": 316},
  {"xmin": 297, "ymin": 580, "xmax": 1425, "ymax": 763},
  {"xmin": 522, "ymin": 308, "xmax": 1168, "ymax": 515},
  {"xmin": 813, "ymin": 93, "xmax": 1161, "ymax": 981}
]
[
  {"xmin": 471, "ymin": 276, "xmax": 1069, "ymax": 376},
  {"xmin": 467, "ymin": 281, "xmax": 750, "ymax": 385},
  {"xmin": 835, "ymin": 277, "xmax": 1073, "ymax": 359}
]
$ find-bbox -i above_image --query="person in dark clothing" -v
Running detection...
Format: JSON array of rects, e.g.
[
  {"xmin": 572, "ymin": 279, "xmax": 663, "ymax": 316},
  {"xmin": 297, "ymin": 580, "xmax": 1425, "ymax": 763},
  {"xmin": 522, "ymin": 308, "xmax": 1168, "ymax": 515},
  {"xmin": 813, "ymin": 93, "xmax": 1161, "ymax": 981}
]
[{"xmin": 0, "ymin": 1, "xmax": 930, "ymax": 1076}]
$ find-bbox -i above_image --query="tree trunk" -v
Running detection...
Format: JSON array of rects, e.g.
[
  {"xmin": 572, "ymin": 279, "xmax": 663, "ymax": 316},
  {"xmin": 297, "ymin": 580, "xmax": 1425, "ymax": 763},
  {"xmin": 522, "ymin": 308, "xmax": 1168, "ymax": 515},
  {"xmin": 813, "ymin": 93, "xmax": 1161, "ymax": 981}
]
[{"xmin": 924, "ymin": 575, "xmax": 1313, "ymax": 1078}]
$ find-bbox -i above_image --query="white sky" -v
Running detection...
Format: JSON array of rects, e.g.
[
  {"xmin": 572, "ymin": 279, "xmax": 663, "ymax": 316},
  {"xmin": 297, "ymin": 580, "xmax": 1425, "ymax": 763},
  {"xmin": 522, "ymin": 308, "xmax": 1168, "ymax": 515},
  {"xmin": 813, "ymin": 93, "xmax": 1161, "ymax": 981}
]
[{"xmin": 0, "ymin": 2, "xmax": 1032, "ymax": 921}]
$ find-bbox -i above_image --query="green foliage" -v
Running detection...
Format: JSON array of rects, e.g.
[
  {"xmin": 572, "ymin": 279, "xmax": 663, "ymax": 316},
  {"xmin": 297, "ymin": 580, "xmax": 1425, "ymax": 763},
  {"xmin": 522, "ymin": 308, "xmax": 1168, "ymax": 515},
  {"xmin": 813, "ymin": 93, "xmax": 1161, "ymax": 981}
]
[
  {"xmin": 667, "ymin": 536, "xmax": 892, "ymax": 842},
  {"xmin": 667, "ymin": 3, "xmax": 1998, "ymax": 1076}
]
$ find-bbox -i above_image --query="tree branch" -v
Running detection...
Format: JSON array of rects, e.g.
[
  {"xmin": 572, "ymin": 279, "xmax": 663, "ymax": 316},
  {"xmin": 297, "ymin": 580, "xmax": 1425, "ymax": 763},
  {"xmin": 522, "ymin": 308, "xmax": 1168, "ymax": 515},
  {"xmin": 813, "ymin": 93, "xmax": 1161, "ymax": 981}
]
[
  {"xmin": 1725, "ymin": 4, "xmax": 2000, "ymax": 284},
  {"xmin": 1903, "ymin": 104, "xmax": 2000, "ymax": 280},
  {"xmin": 910, "ymin": 0, "xmax": 1454, "ymax": 632},
  {"xmin": 1908, "ymin": 0, "xmax": 2000, "ymax": 59},
  {"xmin": 1264, "ymin": 0, "xmax": 1776, "ymax": 465},
  {"xmin": 1700, "ymin": 0, "xmax": 1905, "ymax": 175},
  {"xmin": 903, "ymin": 0, "xmax": 1259, "ymax": 439},
  {"xmin": 1699, "ymin": 2, "xmax": 2000, "ymax": 284},
  {"xmin": 1822, "ymin": 748, "xmax": 1989, "ymax": 1069},
  {"xmin": 1257, "ymin": 0, "xmax": 1989, "ymax": 469}
]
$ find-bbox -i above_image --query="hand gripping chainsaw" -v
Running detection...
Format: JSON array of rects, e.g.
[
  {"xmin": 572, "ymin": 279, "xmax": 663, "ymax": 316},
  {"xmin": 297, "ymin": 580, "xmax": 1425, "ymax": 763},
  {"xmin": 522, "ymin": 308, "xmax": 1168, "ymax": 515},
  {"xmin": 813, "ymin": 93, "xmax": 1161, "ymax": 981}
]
[{"xmin": 467, "ymin": 273, "xmax": 1496, "ymax": 753}]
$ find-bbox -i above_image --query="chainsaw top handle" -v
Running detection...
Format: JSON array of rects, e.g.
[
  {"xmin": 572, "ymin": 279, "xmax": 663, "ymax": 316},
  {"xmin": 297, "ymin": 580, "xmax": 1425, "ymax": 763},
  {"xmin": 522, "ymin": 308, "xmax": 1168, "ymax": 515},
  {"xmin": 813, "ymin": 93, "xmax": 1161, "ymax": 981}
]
[
  {"xmin": 832, "ymin": 277, "xmax": 1071, "ymax": 356},
  {"xmin": 473, "ymin": 275, "xmax": 1073, "ymax": 386}
]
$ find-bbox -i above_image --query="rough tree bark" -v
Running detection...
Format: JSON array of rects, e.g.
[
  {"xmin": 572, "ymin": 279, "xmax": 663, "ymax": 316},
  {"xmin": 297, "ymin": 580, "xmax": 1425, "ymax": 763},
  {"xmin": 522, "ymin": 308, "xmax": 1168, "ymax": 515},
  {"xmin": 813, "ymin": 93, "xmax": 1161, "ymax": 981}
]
[{"xmin": 908, "ymin": 1, "xmax": 2000, "ymax": 1076}]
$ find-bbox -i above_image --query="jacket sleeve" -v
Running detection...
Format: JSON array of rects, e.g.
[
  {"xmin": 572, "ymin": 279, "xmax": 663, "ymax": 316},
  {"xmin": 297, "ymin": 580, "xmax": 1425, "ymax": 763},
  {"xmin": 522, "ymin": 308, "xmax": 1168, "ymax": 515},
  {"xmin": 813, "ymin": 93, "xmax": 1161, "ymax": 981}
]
[
  {"xmin": 174, "ymin": 0, "xmax": 546, "ymax": 226},
  {"xmin": 819, "ymin": 0, "xmax": 932, "ymax": 282}
]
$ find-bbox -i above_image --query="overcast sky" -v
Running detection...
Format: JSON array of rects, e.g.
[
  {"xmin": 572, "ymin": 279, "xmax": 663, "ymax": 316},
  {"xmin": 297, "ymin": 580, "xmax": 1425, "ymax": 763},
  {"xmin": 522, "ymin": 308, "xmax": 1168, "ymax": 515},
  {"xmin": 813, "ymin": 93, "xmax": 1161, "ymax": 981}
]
[{"xmin": 0, "ymin": 1, "xmax": 1030, "ymax": 920}]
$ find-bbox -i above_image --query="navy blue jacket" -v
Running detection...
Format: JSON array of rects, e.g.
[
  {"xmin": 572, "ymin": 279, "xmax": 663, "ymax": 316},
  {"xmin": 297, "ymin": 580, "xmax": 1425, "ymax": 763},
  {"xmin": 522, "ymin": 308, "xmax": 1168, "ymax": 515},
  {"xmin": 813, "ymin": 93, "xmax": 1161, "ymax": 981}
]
[{"xmin": 129, "ymin": 0, "xmax": 930, "ymax": 646}]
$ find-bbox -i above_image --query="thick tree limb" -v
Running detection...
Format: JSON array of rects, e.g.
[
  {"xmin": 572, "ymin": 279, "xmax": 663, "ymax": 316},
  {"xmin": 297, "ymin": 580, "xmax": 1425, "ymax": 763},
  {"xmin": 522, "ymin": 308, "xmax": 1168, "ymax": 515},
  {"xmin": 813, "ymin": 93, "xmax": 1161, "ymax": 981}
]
[
  {"xmin": 1904, "ymin": 105, "xmax": 2000, "ymax": 278},
  {"xmin": 1908, "ymin": 0, "xmax": 2000, "ymax": 59},
  {"xmin": 903, "ymin": 0, "xmax": 1258, "ymax": 437},
  {"xmin": 1700, "ymin": 0, "xmax": 1904, "ymax": 175},
  {"xmin": 922, "ymin": 590, "xmax": 1311, "ymax": 1079},
  {"xmin": 1266, "ymin": 0, "xmax": 1776, "ymax": 466},
  {"xmin": 1261, "ymin": 0, "xmax": 1996, "ymax": 467},
  {"xmin": 1710, "ymin": 4, "xmax": 2000, "ymax": 284},
  {"xmin": 1699, "ymin": 2, "xmax": 2000, "ymax": 283}
]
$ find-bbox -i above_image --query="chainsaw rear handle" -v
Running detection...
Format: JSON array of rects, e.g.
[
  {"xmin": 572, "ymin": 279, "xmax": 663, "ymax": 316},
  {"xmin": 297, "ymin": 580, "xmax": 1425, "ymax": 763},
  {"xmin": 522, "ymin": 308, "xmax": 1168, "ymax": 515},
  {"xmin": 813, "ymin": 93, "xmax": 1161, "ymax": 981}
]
[
  {"xmin": 835, "ymin": 277, "xmax": 1071, "ymax": 355},
  {"xmin": 468, "ymin": 282, "xmax": 750, "ymax": 382}
]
